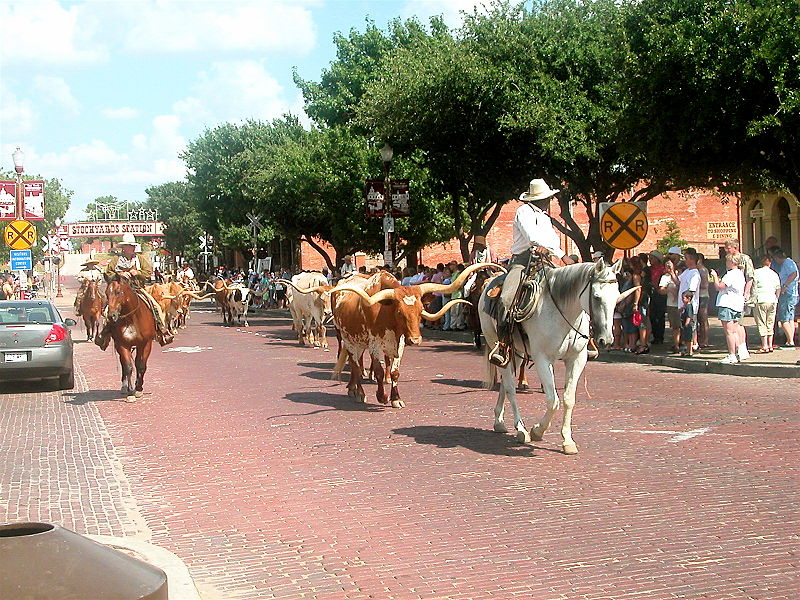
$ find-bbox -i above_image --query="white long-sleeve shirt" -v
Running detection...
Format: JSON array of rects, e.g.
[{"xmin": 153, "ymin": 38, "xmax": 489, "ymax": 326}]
[{"xmin": 510, "ymin": 203, "xmax": 565, "ymax": 258}]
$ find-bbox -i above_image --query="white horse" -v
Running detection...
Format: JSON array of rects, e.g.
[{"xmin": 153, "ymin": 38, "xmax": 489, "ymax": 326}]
[{"xmin": 479, "ymin": 259, "xmax": 637, "ymax": 454}]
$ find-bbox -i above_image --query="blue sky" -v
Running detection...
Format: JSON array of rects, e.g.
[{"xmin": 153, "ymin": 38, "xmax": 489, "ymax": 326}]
[{"xmin": 0, "ymin": 0, "xmax": 482, "ymax": 221}]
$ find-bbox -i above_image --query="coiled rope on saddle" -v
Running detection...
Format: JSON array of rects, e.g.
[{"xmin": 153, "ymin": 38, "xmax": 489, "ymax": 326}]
[{"xmin": 511, "ymin": 252, "xmax": 553, "ymax": 323}]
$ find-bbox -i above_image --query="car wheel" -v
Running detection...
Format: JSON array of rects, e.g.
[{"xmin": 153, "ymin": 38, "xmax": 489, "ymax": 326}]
[{"xmin": 59, "ymin": 370, "xmax": 75, "ymax": 390}]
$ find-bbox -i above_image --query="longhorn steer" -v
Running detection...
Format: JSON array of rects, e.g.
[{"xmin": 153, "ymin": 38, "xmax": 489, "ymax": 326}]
[
  {"xmin": 281, "ymin": 272, "xmax": 332, "ymax": 348},
  {"xmin": 331, "ymin": 263, "xmax": 495, "ymax": 408},
  {"xmin": 227, "ymin": 286, "xmax": 253, "ymax": 327}
]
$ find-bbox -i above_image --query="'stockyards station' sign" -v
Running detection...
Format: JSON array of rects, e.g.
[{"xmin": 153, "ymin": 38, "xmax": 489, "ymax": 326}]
[{"xmin": 67, "ymin": 221, "xmax": 165, "ymax": 237}]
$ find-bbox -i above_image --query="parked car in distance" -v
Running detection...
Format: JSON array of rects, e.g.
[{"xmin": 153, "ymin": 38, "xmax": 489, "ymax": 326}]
[{"xmin": 0, "ymin": 300, "xmax": 76, "ymax": 390}]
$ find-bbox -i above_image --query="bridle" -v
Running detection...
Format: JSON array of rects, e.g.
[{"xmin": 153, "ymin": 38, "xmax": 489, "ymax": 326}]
[
  {"xmin": 547, "ymin": 271, "xmax": 618, "ymax": 341},
  {"xmin": 107, "ymin": 282, "xmax": 141, "ymax": 323}
]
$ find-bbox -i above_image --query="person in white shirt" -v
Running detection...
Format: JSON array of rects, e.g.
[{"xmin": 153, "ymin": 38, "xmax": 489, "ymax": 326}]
[
  {"xmin": 74, "ymin": 259, "xmax": 104, "ymax": 313},
  {"xmin": 752, "ymin": 254, "xmax": 782, "ymax": 353},
  {"xmin": 710, "ymin": 253, "xmax": 747, "ymax": 364},
  {"xmin": 179, "ymin": 264, "xmax": 195, "ymax": 284},
  {"xmin": 340, "ymin": 255, "xmax": 357, "ymax": 277},
  {"xmin": 678, "ymin": 248, "xmax": 701, "ymax": 351},
  {"xmin": 490, "ymin": 179, "xmax": 574, "ymax": 367}
]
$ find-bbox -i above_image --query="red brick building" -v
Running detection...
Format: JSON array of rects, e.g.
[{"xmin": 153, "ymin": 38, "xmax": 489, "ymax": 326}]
[{"xmin": 299, "ymin": 187, "xmax": 789, "ymax": 269}]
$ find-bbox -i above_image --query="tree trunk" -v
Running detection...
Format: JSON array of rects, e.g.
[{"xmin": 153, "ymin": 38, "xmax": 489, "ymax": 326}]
[{"xmin": 301, "ymin": 235, "xmax": 336, "ymax": 271}]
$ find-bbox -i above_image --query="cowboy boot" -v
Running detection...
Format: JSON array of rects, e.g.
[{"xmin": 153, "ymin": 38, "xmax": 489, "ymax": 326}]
[{"xmin": 488, "ymin": 319, "xmax": 511, "ymax": 368}]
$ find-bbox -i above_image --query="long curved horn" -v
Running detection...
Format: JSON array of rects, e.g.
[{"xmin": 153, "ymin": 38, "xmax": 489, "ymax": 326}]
[
  {"xmin": 180, "ymin": 290, "xmax": 215, "ymax": 300},
  {"xmin": 421, "ymin": 299, "xmax": 472, "ymax": 321},
  {"xmin": 277, "ymin": 279, "xmax": 331, "ymax": 295},
  {"xmin": 616, "ymin": 286, "xmax": 641, "ymax": 304},
  {"xmin": 418, "ymin": 262, "xmax": 503, "ymax": 295},
  {"xmin": 332, "ymin": 285, "xmax": 396, "ymax": 306}
]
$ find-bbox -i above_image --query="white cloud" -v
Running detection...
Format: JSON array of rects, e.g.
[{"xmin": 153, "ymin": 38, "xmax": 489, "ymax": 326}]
[
  {"xmin": 0, "ymin": 0, "xmax": 107, "ymax": 66},
  {"xmin": 0, "ymin": 87, "xmax": 36, "ymax": 139},
  {"xmin": 175, "ymin": 60, "xmax": 291, "ymax": 127},
  {"xmin": 102, "ymin": 107, "xmax": 140, "ymax": 120},
  {"xmin": 123, "ymin": 0, "xmax": 316, "ymax": 55},
  {"xmin": 34, "ymin": 76, "xmax": 81, "ymax": 115}
]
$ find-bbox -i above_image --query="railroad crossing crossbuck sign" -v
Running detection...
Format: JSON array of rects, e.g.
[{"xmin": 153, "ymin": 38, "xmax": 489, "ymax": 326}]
[
  {"xmin": 3, "ymin": 219, "xmax": 37, "ymax": 250},
  {"xmin": 599, "ymin": 202, "xmax": 648, "ymax": 250}
]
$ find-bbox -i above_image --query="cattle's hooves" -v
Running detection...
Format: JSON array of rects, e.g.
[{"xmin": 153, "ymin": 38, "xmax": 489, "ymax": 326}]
[
  {"xmin": 391, "ymin": 400, "xmax": 405, "ymax": 408},
  {"xmin": 323, "ymin": 348, "xmax": 330, "ymax": 352},
  {"xmin": 134, "ymin": 390, "xmax": 143, "ymax": 398},
  {"xmin": 530, "ymin": 426, "xmax": 545, "ymax": 441},
  {"xmin": 493, "ymin": 422, "xmax": 508, "ymax": 433},
  {"xmin": 125, "ymin": 395, "xmax": 137, "ymax": 403},
  {"xmin": 121, "ymin": 385, "xmax": 129, "ymax": 394},
  {"xmin": 562, "ymin": 442, "xmax": 579, "ymax": 455},
  {"xmin": 516, "ymin": 429, "xmax": 531, "ymax": 444}
]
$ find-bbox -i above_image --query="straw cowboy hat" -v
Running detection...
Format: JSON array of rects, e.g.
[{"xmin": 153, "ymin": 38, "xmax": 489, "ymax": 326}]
[
  {"xmin": 80, "ymin": 259, "xmax": 100, "ymax": 267},
  {"xmin": 519, "ymin": 179, "xmax": 560, "ymax": 204},
  {"xmin": 118, "ymin": 232, "xmax": 141, "ymax": 251},
  {"xmin": 473, "ymin": 235, "xmax": 487, "ymax": 247}
]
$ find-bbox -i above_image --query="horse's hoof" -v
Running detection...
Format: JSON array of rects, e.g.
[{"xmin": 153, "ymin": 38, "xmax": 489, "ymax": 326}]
[
  {"xmin": 121, "ymin": 385, "xmax": 129, "ymax": 394},
  {"xmin": 134, "ymin": 390, "xmax": 143, "ymax": 398},
  {"xmin": 125, "ymin": 395, "xmax": 137, "ymax": 403},
  {"xmin": 563, "ymin": 441, "xmax": 579, "ymax": 455},
  {"xmin": 516, "ymin": 429, "xmax": 531, "ymax": 444},
  {"xmin": 493, "ymin": 422, "xmax": 508, "ymax": 433},
  {"xmin": 518, "ymin": 382, "xmax": 530, "ymax": 391},
  {"xmin": 391, "ymin": 400, "xmax": 405, "ymax": 408},
  {"xmin": 530, "ymin": 426, "xmax": 545, "ymax": 441}
]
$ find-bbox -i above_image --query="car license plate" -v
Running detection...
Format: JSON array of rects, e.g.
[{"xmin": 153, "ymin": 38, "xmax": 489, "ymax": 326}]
[{"xmin": 4, "ymin": 352, "xmax": 28, "ymax": 363}]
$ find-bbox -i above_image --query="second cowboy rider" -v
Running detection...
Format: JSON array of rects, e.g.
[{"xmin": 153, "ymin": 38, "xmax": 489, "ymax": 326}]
[
  {"xmin": 488, "ymin": 178, "xmax": 574, "ymax": 367},
  {"xmin": 94, "ymin": 233, "xmax": 175, "ymax": 350}
]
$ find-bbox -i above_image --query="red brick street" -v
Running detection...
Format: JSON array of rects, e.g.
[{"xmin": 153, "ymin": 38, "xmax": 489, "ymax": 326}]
[{"xmin": 2, "ymin": 296, "xmax": 798, "ymax": 600}]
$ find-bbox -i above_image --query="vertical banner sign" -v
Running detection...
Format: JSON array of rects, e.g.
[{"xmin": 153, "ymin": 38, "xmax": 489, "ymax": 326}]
[
  {"xmin": 364, "ymin": 179, "xmax": 411, "ymax": 218},
  {"xmin": 0, "ymin": 182, "xmax": 15, "ymax": 220},
  {"xmin": 0, "ymin": 180, "xmax": 45, "ymax": 220},
  {"xmin": 23, "ymin": 180, "xmax": 45, "ymax": 220}
]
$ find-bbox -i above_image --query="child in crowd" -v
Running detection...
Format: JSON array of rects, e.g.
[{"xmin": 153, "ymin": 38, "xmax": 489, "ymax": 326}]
[{"xmin": 680, "ymin": 291, "xmax": 696, "ymax": 357}]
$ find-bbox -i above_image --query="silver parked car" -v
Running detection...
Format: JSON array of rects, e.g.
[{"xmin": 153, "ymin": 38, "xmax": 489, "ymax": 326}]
[{"xmin": 0, "ymin": 300, "xmax": 76, "ymax": 390}]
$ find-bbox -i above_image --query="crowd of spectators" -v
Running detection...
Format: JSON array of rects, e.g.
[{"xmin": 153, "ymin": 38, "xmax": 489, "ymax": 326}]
[{"xmin": 607, "ymin": 238, "xmax": 798, "ymax": 364}]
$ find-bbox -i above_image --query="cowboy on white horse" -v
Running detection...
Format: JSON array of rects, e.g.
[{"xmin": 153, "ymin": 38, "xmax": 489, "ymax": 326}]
[{"xmin": 489, "ymin": 179, "xmax": 574, "ymax": 367}]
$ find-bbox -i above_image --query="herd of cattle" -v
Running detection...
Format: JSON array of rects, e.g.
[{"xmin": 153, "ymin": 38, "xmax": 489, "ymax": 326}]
[{"xmin": 147, "ymin": 263, "xmax": 499, "ymax": 409}]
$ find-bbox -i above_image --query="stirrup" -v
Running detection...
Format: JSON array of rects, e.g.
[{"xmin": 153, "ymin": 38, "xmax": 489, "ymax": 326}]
[{"xmin": 488, "ymin": 342, "xmax": 510, "ymax": 368}]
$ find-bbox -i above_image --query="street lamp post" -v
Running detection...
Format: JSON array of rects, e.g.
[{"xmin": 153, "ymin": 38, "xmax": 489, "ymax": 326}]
[
  {"xmin": 12, "ymin": 147, "xmax": 24, "ymax": 220},
  {"xmin": 380, "ymin": 143, "xmax": 395, "ymax": 268},
  {"xmin": 55, "ymin": 218, "xmax": 63, "ymax": 297}
]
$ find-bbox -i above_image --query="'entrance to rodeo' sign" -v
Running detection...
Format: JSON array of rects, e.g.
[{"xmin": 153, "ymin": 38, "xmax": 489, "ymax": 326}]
[{"xmin": 599, "ymin": 202, "xmax": 648, "ymax": 250}]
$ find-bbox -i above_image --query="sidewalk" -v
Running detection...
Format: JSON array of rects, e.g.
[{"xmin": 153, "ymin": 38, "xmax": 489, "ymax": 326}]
[{"xmin": 418, "ymin": 314, "xmax": 800, "ymax": 378}]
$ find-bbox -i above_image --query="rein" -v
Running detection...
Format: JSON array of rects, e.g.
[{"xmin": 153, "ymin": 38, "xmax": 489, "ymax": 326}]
[
  {"xmin": 108, "ymin": 285, "xmax": 143, "ymax": 323},
  {"xmin": 546, "ymin": 271, "xmax": 618, "ymax": 341}
]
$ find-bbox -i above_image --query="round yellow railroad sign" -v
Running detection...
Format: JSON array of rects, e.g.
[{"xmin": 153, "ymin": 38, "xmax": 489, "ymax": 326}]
[
  {"xmin": 3, "ymin": 219, "xmax": 37, "ymax": 250},
  {"xmin": 600, "ymin": 203, "xmax": 648, "ymax": 250}
]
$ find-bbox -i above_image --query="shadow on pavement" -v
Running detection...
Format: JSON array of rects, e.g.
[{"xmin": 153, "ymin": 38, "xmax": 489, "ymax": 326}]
[
  {"xmin": 429, "ymin": 378, "xmax": 486, "ymax": 389},
  {"xmin": 393, "ymin": 425, "xmax": 552, "ymax": 457},
  {"xmin": 65, "ymin": 389, "xmax": 126, "ymax": 405},
  {"xmin": 0, "ymin": 379, "xmax": 61, "ymax": 394},
  {"xmin": 298, "ymin": 362, "xmax": 337, "ymax": 370},
  {"xmin": 283, "ymin": 390, "xmax": 385, "ymax": 412}
]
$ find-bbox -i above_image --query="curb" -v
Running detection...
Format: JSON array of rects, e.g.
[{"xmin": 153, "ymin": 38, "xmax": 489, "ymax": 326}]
[
  {"xmin": 87, "ymin": 536, "xmax": 201, "ymax": 600},
  {"xmin": 596, "ymin": 352, "xmax": 800, "ymax": 378}
]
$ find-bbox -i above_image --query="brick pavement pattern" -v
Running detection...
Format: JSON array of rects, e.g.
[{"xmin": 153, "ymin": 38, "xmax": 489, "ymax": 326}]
[
  {"xmin": 66, "ymin": 301, "xmax": 799, "ymax": 600},
  {"xmin": 0, "ymin": 360, "xmax": 150, "ymax": 539}
]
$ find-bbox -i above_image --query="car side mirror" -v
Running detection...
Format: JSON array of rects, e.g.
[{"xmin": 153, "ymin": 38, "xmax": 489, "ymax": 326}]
[{"xmin": 64, "ymin": 318, "xmax": 77, "ymax": 326}]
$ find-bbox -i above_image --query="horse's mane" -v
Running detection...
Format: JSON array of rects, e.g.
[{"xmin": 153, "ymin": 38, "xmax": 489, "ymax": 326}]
[{"xmin": 546, "ymin": 262, "xmax": 602, "ymax": 306}]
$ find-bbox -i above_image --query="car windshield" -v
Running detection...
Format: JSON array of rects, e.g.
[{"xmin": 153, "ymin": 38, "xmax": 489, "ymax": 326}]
[{"xmin": 0, "ymin": 303, "xmax": 56, "ymax": 324}]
